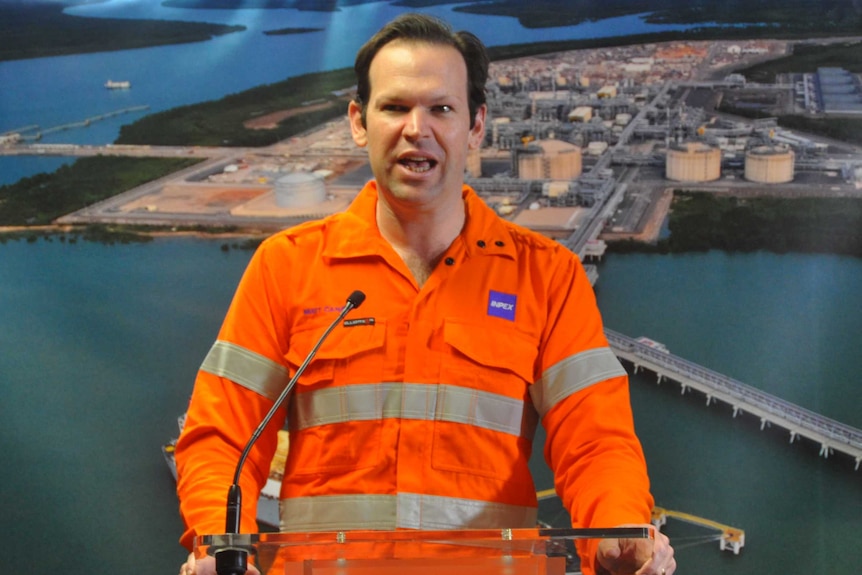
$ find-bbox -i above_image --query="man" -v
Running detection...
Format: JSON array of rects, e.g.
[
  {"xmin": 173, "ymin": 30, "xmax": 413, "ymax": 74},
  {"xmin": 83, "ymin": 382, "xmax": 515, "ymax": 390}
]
[{"xmin": 176, "ymin": 13, "xmax": 675, "ymax": 575}]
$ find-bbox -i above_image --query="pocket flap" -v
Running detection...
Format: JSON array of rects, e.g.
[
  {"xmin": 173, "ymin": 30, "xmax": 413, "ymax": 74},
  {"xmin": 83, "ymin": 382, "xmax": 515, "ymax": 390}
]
[
  {"xmin": 443, "ymin": 319, "xmax": 538, "ymax": 383},
  {"xmin": 286, "ymin": 318, "xmax": 386, "ymax": 385}
]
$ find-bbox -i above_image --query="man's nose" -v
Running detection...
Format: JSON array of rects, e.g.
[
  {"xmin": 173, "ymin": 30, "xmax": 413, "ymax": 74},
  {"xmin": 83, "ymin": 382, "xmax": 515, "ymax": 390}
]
[{"xmin": 403, "ymin": 108, "xmax": 429, "ymax": 139}]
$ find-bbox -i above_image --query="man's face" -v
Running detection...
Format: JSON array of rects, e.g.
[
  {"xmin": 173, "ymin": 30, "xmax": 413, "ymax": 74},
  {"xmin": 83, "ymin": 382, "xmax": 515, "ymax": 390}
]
[{"xmin": 349, "ymin": 40, "xmax": 486, "ymax": 211}]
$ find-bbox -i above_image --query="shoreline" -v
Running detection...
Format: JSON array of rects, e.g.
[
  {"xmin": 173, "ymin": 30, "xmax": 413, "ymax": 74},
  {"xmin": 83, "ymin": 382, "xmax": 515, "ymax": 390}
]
[
  {"xmin": 5, "ymin": 11, "xmax": 862, "ymax": 253},
  {"xmin": 0, "ymin": 223, "xmax": 271, "ymax": 242},
  {"xmin": 5, "ymin": 2, "xmax": 859, "ymax": 64}
]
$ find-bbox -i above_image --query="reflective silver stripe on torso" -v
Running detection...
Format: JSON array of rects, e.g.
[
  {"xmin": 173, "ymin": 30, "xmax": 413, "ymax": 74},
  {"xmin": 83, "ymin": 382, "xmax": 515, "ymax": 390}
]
[
  {"xmin": 199, "ymin": 340, "xmax": 289, "ymax": 401},
  {"xmin": 279, "ymin": 492, "xmax": 538, "ymax": 532},
  {"xmin": 530, "ymin": 346, "xmax": 627, "ymax": 418},
  {"xmin": 290, "ymin": 382, "xmax": 539, "ymax": 440}
]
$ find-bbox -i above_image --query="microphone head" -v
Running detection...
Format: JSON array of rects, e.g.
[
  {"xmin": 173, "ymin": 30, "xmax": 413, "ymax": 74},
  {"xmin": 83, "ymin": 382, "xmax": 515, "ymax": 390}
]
[{"xmin": 346, "ymin": 290, "xmax": 366, "ymax": 309}]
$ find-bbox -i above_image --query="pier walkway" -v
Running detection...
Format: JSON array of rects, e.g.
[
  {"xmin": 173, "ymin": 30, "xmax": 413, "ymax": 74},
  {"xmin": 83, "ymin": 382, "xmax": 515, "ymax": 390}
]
[
  {"xmin": 605, "ymin": 329, "xmax": 862, "ymax": 470},
  {"xmin": 4, "ymin": 106, "xmax": 150, "ymax": 142},
  {"xmin": 651, "ymin": 507, "xmax": 745, "ymax": 555},
  {"xmin": 536, "ymin": 489, "xmax": 745, "ymax": 555}
]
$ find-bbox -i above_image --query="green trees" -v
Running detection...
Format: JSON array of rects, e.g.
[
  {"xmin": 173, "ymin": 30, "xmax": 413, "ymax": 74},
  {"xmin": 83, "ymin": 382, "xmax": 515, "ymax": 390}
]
[
  {"xmin": 0, "ymin": 156, "xmax": 199, "ymax": 225},
  {"xmin": 607, "ymin": 192, "xmax": 862, "ymax": 258},
  {"xmin": 116, "ymin": 69, "xmax": 355, "ymax": 147},
  {"xmin": 666, "ymin": 192, "xmax": 862, "ymax": 257}
]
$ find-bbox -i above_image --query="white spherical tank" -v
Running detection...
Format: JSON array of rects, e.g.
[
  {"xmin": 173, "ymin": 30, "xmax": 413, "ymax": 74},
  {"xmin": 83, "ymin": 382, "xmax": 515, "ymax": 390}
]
[{"xmin": 274, "ymin": 172, "xmax": 326, "ymax": 208}]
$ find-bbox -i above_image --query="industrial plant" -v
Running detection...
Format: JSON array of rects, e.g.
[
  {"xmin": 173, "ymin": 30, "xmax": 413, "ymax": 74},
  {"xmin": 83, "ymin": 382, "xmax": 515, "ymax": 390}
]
[{"xmin": 17, "ymin": 38, "xmax": 860, "ymax": 272}]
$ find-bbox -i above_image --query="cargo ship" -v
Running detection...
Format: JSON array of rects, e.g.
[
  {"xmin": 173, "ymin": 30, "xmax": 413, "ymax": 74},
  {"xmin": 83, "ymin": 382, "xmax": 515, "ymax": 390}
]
[{"xmin": 104, "ymin": 80, "xmax": 131, "ymax": 89}]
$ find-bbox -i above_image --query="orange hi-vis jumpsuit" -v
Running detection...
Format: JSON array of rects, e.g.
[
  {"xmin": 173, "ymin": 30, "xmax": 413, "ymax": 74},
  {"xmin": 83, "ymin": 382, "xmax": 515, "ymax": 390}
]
[{"xmin": 175, "ymin": 182, "xmax": 654, "ymax": 575}]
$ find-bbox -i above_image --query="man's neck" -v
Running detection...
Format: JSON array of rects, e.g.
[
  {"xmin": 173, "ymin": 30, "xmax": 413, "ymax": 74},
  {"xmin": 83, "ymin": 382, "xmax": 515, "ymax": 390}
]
[{"xmin": 376, "ymin": 192, "xmax": 466, "ymax": 287}]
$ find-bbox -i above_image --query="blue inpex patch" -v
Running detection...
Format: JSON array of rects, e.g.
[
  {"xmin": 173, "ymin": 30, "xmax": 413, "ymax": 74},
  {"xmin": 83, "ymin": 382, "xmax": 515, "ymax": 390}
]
[{"xmin": 488, "ymin": 290, "xmax": 517, "ymax": 321}]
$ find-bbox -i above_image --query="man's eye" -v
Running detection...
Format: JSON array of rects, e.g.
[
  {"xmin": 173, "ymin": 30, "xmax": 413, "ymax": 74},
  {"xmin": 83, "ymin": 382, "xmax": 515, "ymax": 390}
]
[{"xmin": 436, "ymin": 105, "xmax": 453, "ymax": 113}]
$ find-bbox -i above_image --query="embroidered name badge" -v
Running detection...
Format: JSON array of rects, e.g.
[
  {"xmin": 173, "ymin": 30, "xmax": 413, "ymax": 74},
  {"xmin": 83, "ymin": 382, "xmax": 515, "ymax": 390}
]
[{"xmin": 488, "ymin": 290, "xmax": 517, "ymax": 322}]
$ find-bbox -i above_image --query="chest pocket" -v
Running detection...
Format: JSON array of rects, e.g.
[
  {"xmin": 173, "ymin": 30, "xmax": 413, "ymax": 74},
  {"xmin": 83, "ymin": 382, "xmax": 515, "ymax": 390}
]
[
  {"xmin": 440, "ymin": 318, "xmax": 537, "ymax": 386},
  {"xmin": 433, "ymin": 319, "xmax": 539, "ymax": 485},
  {"xmin": 284, "ymin": 318, "xmax": 387, "ymax": 475},
  {"xmin": 285, "ymin": 317, "xmax": 387, "ymax": 385}
]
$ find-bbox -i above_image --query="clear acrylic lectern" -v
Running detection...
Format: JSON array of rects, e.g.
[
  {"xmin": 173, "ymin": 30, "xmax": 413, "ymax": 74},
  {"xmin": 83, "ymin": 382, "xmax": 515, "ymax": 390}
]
[{"xmin": 197, "ymin": 527, "xmax": 652, "ymax": 575}]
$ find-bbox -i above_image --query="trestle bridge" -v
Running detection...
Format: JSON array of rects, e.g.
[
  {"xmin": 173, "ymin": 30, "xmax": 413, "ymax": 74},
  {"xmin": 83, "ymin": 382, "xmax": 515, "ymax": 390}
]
[{"xmin": 605, "ymin": 329, "xmax": 862, "ymax": 470}]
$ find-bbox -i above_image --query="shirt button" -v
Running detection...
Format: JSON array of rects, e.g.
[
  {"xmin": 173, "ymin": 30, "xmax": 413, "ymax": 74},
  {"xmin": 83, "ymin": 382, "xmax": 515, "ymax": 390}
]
[
  {"xmin": 477, "ymin": 240, "xmax": 486, "ymax": 248},
  {"xmin": 495, "ymin": 240, "xmax": 505, "ymax": 247},
  {"xmin": 444, "ymin": 257, "xmax": 455, "ymax": 266}
]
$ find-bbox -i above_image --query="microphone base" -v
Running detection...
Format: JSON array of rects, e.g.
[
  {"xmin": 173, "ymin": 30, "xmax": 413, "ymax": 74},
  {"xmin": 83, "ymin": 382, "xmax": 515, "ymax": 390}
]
[{"xmin": 215, "ymin": 548, "xmax": 248, "ymax": 575}]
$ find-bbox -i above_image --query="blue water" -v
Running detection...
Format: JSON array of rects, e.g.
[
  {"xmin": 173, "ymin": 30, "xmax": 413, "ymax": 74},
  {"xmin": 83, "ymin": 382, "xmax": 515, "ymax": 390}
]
[
  {"xmin": 0, "ymin": 237, "xmax": 251, "ymax": 573},
  {"xmin": 594, "ymin": 253, "xmax": 862, "ymax": 575},
  {"xmin": 0, "ymin": 1, "xmax": 699, "ymax": 185},
  {"xmin": 595, "ymin": 251, "xmax": 862, "ymax": 427}
]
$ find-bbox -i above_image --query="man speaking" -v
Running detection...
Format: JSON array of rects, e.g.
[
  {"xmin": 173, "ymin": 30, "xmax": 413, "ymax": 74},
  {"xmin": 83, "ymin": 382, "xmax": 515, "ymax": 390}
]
[{"xmin": 175, "ymin": 13, "xmax": 675, "ymax": 575}]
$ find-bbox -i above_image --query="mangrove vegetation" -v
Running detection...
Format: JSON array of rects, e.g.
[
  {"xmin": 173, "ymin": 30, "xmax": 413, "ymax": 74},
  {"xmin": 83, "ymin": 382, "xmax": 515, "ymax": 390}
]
[
  {"xmin": 0, "ymin": 156, "xmax": 201, "ymax": 226},
  {"xmin": 115, "ymin": 68, "xmax": 356, "ymax": 147},
  {"xmin": 608, "ymin": 191, "xmax": 862, "ymax": 258}
]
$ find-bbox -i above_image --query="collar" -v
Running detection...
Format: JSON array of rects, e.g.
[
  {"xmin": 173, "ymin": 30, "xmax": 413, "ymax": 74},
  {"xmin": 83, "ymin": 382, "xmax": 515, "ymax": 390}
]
[
  {"xmin": 321, "ymin": 181, "xmax": 516, "ymax": 261},
  {"xmin": 319, "ymin": 181, "xmax": 383, "ymax": 260},
  {"xmin": 459, "ymin": 184, "xmax": 517, "ymax": 261}
]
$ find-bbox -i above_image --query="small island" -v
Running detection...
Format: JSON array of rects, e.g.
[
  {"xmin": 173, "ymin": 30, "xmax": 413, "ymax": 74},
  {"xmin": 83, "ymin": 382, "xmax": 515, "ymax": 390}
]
[
  {"xmin": 264, "ymin": 27, "xmax": 325, "ymax": 36},
  {"xmin": 0, "ymin": 2, "xmax": 245, "ymax": 62},
  {"xmin": 163, "ymin": 0, "xmax": 340, "ymax": 10}
]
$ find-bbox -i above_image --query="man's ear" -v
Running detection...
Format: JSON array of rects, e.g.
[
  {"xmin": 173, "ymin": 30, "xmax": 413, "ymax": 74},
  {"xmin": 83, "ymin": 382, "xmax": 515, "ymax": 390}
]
[
  {"xmin": 468, "ymin": 104, "xmax": 487, "ymax": 150},
  {"xmin": 348, "ymin": 100, "xmax": 368, "ymax": 148}
]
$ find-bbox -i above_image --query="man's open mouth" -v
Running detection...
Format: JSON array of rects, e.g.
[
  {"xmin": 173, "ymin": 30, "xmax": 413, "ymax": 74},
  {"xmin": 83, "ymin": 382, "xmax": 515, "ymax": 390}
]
[{"xmin": 399, "ymin": 157, "xmax": 437, "ymax": 173}]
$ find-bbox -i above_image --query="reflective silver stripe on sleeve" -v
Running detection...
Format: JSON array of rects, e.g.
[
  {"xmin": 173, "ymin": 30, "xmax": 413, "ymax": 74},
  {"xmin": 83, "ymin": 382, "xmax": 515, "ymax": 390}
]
[
  {"xmin": 199, "ymin": 340, "xmax": 289, "ymax": 402},
  {"xmin": 530, "ymin": 347, "xmax": 627, "ymax": 418},
  {"xmin": 290, "ymin": 383, "xmax": 538, "ymax": 440},
  {"xmin": 279, "ymin": 492, "xmax": 537, "ymax": 532}
]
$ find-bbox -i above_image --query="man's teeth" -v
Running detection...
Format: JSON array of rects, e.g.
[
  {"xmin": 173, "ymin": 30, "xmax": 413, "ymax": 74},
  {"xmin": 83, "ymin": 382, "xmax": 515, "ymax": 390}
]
[{"xmin": 401, "ymin": 158, "xmax": 435, "ymax": 172}]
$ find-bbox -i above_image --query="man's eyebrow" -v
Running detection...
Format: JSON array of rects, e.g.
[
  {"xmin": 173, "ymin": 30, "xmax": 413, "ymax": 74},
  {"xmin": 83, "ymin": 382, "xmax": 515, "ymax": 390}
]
[{"xmin": 373, "ymin": 90, "xmax": 409, "ymax": 103}]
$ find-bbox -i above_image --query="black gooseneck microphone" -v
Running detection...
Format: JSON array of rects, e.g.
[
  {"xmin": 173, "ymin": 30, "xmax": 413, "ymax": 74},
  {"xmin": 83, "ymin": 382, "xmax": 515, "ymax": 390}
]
[{"xmin": 215, "ymin": 290, "xmax": 366, "ymax": 575}]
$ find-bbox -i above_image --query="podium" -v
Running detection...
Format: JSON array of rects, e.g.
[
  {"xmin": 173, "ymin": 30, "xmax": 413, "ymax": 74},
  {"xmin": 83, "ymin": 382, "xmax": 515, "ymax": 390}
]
[{"xmin": 197, "ymin": 527, "xmax": 652, "ymax": 575}]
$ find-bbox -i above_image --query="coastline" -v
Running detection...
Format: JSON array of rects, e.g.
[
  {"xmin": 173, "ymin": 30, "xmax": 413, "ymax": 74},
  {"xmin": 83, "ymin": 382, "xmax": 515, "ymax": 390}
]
[
  {"xmin": 5, "ymin": 1, "xmax": 860, "ymax": 64},
  {"xmin": 0, "ymin": 224, "xmax": 272, "ymax": 244},
  {"xmin": 5, "ymin": 6, "xmax": 862, "ymax": 256}
]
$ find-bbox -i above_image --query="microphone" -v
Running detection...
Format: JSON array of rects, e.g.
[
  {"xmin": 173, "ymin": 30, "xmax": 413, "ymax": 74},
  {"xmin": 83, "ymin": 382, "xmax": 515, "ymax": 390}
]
[{"xmin": 215, "ymin": 290, "xmax": 366, "ymax": 575}]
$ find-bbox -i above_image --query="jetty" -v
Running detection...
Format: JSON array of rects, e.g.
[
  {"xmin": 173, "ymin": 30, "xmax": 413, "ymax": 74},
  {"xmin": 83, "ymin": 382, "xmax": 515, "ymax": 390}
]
[
  {"xmin": 13, "ymin": 106, "xmax": 150, "ymax": 142},
  {"xmin": 605, "ymin": 329, "xmax": 862, "ymax": 470},
  {"xmin": 535, "ymin": 489, "xmax": 744, "ymax": 555},
  {"xmin": 651, "ymin": 507, "xmax": 745, "ymax": 555}
]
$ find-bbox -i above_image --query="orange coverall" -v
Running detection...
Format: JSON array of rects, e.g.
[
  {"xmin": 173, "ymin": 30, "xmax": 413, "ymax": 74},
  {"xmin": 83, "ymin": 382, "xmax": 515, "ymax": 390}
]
[{"xmin": 175, "ymin": 182, "xmax": 653, "ymax": 574}]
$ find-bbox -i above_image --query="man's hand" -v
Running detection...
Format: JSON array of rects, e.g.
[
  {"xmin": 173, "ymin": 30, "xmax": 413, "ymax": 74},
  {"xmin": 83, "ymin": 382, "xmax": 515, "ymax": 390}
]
[
  {"xmin": 179, "ymin": 552, "xmax": 261, "ymax": 575},
  {"xmin": 596, "ymin": 524, "xmax": 675, "ymax": 575}
]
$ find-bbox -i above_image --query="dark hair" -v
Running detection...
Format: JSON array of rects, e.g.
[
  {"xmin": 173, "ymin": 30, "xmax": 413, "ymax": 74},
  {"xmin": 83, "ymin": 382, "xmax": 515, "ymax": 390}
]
[{"xmin": 353, "ymin": 13, "xmax": 489, "ymax": 128}]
